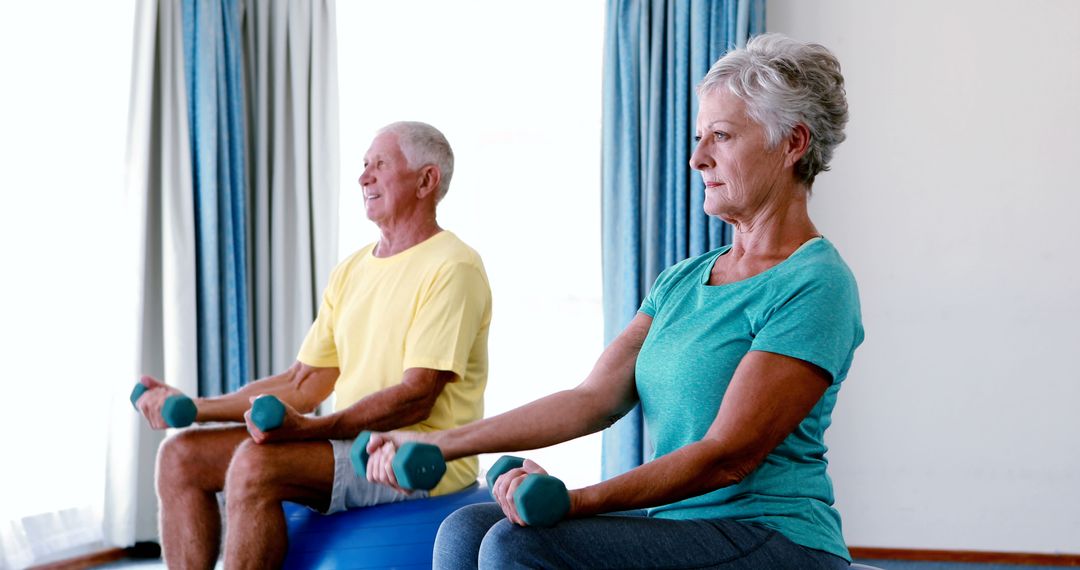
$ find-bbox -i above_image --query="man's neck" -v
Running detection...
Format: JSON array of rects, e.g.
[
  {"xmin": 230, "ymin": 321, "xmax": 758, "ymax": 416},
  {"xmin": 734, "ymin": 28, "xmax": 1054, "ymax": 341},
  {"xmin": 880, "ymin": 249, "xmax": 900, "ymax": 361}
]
[{"xmin": 374, "ymin": 217, "xmax": 442, "ymax": 257}]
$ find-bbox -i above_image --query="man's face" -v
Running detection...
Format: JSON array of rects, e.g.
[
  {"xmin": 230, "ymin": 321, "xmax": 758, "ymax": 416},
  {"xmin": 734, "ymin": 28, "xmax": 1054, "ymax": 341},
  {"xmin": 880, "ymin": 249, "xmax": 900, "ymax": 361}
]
[{"xmin": 359, "ymin": 131, "xmax": 419, "ymax": 224}]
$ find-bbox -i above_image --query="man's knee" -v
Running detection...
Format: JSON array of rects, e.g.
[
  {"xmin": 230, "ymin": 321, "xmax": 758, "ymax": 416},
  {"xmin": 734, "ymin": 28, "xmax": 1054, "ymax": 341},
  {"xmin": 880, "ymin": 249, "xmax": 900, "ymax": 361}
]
[
  {"xmin": 157, "ymin": 429, "xmax": 213, "ymax": 488},
  {"xmin": 225, "ymin": 440, "xmax": 279, "ymax": 503}
]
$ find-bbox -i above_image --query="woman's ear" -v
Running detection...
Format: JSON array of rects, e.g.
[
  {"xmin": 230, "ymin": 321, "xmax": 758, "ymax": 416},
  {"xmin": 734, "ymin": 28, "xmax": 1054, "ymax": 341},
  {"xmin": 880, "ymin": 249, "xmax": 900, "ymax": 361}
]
[
  {"xmin": 784, "ymin": 123, "xmax": 811, "ymax": 169},
  {"xmin": 416, "ymin": 165, "xmax": 442, "ymax": 200}
]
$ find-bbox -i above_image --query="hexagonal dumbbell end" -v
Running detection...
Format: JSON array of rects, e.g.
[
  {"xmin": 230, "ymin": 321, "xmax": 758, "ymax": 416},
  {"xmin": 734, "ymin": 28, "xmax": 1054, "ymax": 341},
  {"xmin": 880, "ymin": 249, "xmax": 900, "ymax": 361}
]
[
  {"xmin": 130, "ymin": 383, "xmax": 196, "ymax": 428},
  {"xmin": 250, "ymin": 395, "xmax": 286, "ymax": 431},
  {"xmin": 515, "ymin": 474, "xmax": 570, "ymax": 528},
  {"xmin": 350, "ymin": 431, "xmax": 374, "ymax": 478},
  {"xmin": 348, "ymin": 431, "xmax": 446, "ymax": 491},
  {"xmin": 486, "ymin": 455, "xmax": 526, "ymax": 496}
]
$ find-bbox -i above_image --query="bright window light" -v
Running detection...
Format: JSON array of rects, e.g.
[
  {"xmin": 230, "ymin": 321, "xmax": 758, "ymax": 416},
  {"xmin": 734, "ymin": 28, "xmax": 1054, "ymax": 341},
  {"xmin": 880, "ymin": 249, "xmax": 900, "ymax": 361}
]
[
  {"xmin": 336, "ymin": 0, "xmax": 606, "ymax": 489},
  {"xmin": 0, "ymin": 0, "xmax": 134, "ymax": 534}
]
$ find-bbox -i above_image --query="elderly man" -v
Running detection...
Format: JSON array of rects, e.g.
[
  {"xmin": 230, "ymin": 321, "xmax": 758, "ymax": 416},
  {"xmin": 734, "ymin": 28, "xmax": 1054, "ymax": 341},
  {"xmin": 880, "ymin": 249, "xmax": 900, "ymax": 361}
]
[{"xmin": 133, "ymin": 121, "xmax": 492, "ymax": 569}]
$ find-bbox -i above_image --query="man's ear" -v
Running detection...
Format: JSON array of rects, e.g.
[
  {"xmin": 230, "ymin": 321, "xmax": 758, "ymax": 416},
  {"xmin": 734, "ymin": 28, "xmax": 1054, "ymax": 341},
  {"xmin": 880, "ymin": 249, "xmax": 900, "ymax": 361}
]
[
  {"xmin": 783, "ymin": 123, "xmax": 811, "ymax": 169},
  {"xmin": 416, "ymin": 165, "xmax": 441, "ymax": 200}
]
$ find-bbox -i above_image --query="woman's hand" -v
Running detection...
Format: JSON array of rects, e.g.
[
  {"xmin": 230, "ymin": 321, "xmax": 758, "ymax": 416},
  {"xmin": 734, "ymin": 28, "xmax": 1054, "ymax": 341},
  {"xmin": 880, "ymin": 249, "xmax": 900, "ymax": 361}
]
[
  {"xmin": 134, "ymin": 375, "xmax": 184, "ymax": 430},
  {"xmin": 491, "ymin": 459, "xmax": 549, "ymax": 526},
  {"xmin": 364, "ymin": 431, "xmax": 428, "ymax": 492},
  {"xmin": 244, "ymin": 396, "xmax": 306, "ymax": 444}
]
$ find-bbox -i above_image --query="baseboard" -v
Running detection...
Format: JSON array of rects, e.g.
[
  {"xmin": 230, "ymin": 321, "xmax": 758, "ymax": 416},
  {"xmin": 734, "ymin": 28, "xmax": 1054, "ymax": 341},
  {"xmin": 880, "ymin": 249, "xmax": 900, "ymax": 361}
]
[
  {"xmin": 27, "ymin": 543, "xmax": 161, "ymax": 570},
  {"xmin": 26, "ymin": 548, "xmax": 127, "ymax": 570},
  {"xmin": 850, "ymin": 546, "xmax": 1080, "ymax": 566}
]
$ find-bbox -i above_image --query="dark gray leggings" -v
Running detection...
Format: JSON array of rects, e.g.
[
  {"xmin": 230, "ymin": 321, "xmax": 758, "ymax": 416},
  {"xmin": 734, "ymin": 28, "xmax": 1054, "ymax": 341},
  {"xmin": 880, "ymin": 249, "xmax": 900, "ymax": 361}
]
[{"xmin": 433, "ymin": 503, "xmax": 850, "ymax": 569}]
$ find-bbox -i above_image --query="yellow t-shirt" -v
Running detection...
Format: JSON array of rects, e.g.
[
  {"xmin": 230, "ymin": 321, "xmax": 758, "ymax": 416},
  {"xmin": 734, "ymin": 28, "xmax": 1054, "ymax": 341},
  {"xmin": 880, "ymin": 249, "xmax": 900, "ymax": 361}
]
[{"xmin": 297, "ymin": 231, "xmax": 491, "ymax": 496}]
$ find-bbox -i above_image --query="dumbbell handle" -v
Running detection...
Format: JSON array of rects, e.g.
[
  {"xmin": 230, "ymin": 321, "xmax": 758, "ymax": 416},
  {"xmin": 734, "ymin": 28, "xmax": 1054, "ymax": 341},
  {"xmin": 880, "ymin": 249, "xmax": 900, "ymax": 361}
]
[
  {"xmin": 250, "ymin": 394, "xmax": 286, "ymax": 431},
  {"xmin": 349, "ymin": 431, "xmax": 446, "ymax": 491},
  {"xmin": 129, "ymin": 383, "xmax": 197, "ymax": 428}
]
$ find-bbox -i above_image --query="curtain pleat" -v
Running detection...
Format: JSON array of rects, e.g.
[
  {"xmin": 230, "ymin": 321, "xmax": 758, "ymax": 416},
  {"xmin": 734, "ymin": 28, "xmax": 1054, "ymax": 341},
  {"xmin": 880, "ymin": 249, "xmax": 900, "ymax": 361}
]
[
  {"xmin": 245, "ymin": 0, "xmax": 339, "ymax": 380},
  {"xmin": 184, "ymin": 0, "xmax": 251, "ymax": 397},
  {"xmin": 600, "ymin": 0, "xmax": 764, "ymax": 480}
]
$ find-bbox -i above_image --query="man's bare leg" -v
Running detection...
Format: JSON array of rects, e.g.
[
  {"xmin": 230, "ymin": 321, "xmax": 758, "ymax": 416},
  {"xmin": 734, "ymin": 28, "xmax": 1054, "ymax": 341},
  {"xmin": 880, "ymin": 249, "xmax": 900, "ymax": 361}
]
[
  {"xmin": 156, "ymin": 426, "xmax": 249, "ymax": 569},
  {"xmin": 222, "ymin": 439, "xmax": 335, "ymax": 570}
]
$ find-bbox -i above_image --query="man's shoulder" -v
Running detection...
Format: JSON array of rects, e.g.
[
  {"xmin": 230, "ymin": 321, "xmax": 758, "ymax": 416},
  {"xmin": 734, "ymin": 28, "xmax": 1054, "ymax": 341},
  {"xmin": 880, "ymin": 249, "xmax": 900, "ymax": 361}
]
[
  {"xmin": 334, "ymin": 243, "xmax": 378, "ymax": 273},
  {"xmin": 428, "ymin": 231, "xmax": 487, "ymax": 270}
]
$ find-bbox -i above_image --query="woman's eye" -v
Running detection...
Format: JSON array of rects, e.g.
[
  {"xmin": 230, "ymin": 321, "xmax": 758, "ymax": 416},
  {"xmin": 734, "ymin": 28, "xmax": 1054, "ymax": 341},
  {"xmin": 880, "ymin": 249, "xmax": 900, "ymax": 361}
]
[{"xmin": 714, "ymin": 131, "xmax": 729, "ymax": 141}]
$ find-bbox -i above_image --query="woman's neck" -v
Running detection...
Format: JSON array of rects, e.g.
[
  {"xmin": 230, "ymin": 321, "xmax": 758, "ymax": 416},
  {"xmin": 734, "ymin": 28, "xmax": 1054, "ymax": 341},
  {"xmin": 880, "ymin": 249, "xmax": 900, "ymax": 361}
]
[{"xmin": 725, "ymin": 190, "xmax": 818, "ymax": 261}]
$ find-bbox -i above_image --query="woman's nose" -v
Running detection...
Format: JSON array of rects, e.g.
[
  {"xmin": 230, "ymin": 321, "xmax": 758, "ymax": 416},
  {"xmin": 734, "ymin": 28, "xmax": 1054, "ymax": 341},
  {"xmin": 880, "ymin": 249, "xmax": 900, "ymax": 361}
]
[{"xmin": 689, "ymin": 140, "xmax": 711, "ymax": 171}]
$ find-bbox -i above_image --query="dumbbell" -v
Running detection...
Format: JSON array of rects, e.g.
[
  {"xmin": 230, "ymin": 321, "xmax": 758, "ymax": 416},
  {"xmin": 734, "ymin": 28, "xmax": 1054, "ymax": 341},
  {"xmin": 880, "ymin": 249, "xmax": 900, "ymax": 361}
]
[
  {"xmin": 486, "ymin": 455, "xmax": 570, "ymax": 528},
  {"xmin": 129, "ymin": 383, "xmax": 197, "ymax": 428},
  {"xmin": 249, "ymin": 394, "xmax": 286, "ymax": 431},
  {"xmin": 350, "ymin": 431, "xmax": 446, "ymax": 491}
]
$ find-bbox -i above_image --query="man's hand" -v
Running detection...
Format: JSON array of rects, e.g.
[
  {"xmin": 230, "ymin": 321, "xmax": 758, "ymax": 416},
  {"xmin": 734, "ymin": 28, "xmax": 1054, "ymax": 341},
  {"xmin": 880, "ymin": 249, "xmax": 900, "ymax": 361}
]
[
  {"xmin": 244, "ymin": 396, "xmax": 307, "ymax": 444},
  {"xmin": 134, "ymin": 375, "xmax": 185, "ymax": 430},
  {"xmin": 491, "ymin": 459, "xmax": 549, "ymax": 526}
]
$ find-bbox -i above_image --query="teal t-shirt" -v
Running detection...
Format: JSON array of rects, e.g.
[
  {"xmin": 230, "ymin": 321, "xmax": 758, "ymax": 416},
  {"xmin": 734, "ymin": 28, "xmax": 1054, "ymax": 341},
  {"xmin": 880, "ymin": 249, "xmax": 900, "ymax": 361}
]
[{"xmin": 636, "ymin": 237, "xmax": 864, "ymax": 561}]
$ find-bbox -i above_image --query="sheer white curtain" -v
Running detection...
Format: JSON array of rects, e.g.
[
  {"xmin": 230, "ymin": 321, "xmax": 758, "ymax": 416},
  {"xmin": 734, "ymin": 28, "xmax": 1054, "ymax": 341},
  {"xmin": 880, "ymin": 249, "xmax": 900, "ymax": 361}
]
[
  {"xmin": 0, "ymin": 2, "xmax": 136, "ymax": 568},
  {"xmin": 103, "ymin": 0, "xmax": 198, "ymax": 550}
]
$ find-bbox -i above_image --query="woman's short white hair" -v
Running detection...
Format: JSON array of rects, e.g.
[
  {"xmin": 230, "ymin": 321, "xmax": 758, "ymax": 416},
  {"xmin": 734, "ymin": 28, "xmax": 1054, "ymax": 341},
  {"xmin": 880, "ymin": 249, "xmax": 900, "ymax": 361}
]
[
  {"xmin": 378, "ymin": 121, "xmax": 455, "ymax": 201},
  {"xmin": 699, "ymin": 33, "xmax": 848, "ymax": 187}
]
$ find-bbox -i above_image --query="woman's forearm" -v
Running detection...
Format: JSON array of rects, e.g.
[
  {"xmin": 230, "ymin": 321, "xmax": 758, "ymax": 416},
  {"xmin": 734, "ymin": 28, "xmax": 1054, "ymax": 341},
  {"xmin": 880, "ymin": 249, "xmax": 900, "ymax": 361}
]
[
  {"xmin": 431, "ymin": 313, "xmax": 651, "ymax": 461},
  {"xmin": 568, "ymin": 441, "xmax": 754, "ymax": 518},
  {"xmin": 431, "ymin": 386, "xmax": 632, "ymax": 461}
]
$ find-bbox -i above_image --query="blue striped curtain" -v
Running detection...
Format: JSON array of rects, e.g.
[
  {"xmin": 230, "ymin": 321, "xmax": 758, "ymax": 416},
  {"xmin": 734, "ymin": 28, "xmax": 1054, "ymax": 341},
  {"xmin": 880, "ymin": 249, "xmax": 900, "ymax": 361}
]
[
  {"xmin": 601, "ymin": 0, "xmax": 765, "ymax": 479},
  {"xmin": 183, "ymin": 0, "xmax": 250, "ymax": 396}
]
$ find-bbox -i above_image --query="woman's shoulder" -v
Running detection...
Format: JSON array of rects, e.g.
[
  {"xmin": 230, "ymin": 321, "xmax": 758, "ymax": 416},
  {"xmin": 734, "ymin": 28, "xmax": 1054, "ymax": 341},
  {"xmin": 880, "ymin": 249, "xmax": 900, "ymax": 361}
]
[
  {"xmin": 772, "ymin": 238, "xmax": 860, "ymax": 298},
  {"xmin": 656, "ymin": 247, "xmax": 729, "ymax": 287},
  {"xmin": 785, "ymin": 238, "xmax": 855, "ymax": 277},
  {"xmin": 676, "ymin": 246, "xmax": 731, "ymax": 274}
]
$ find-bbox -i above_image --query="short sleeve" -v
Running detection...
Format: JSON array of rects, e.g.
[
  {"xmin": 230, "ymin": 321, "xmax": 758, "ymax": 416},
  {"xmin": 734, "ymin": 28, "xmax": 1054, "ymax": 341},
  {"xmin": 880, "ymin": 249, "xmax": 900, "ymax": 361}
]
[
  {"xmin": 296, "ymin": 264, "xmax": 345, "ymax": 367},
  {"xmin": 750, "ymin": 270, "xmax": 863, "ymax": 384},
  {"xmin": 403, "ymin": 263, "xmax": 491, "ymax": 378},
  {"xmin": 639, "ymin": 260, "xmax": 687, "ymax": 317}
]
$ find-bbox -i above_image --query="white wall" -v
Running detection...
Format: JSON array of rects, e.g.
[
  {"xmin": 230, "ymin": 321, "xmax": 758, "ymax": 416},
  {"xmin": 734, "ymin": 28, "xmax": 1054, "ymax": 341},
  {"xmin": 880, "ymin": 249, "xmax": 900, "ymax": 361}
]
[{"xmin": 767, "ymin": 0, "xmax": 1080, "ymax": 553}]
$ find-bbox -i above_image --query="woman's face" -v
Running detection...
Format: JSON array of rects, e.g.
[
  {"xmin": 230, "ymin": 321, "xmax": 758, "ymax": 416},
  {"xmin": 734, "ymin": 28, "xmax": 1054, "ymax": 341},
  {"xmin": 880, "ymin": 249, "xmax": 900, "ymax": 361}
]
[{"xmin": 690, "ymin": 90, "xmax": 791, "ymax": 221}]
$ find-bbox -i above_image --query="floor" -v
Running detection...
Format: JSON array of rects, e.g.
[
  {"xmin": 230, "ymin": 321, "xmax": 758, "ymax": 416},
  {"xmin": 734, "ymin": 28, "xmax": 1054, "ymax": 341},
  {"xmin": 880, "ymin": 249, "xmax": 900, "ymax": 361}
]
[{"xmin": 94, "ymin": 558, "xmax": 1073, "ymax": 569}]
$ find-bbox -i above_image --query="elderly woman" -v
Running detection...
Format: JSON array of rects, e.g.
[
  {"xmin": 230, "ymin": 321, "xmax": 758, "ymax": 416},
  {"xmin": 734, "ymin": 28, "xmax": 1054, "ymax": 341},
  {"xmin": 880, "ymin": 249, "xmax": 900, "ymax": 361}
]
[{"xmin": 368, "ymin": 33, "xmax": 862, "ymax": 569}]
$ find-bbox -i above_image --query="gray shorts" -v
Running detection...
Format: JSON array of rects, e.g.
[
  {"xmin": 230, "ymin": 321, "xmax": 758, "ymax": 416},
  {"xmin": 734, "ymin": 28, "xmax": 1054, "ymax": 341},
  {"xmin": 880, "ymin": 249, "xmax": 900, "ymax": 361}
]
[{"xmin": 324, "ymin": 438, "xmax": 429, "ymax": 514}]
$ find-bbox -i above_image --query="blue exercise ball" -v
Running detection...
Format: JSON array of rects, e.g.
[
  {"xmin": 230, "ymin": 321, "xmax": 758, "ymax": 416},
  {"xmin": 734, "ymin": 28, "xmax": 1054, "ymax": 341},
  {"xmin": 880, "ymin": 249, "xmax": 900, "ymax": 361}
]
[{"xmin": 283, "ymin": 484, "xmax": 492, "ymax": 569}]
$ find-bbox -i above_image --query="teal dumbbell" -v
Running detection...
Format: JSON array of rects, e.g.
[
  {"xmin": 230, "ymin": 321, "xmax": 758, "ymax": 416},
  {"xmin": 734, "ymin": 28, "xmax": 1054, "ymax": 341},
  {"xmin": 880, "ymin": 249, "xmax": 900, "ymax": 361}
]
[
  {"xmin": 250, "ymin": 395, "xmax": 286, "ymax": 431},
  {"xmin": 487, "ymin": 454, "xmax": 570, "ymax": 527},
  {"xmin": 349, "ymin": 431, "xmax": 446, "ymax": 491},
  {"xmin": 486, "ymin": 455, "xmax": 526, "ymax": 496},
  {"xmin": 515, "ymin": 474, "xmax": 570, "ymax": 527},
  {"xmin": 129, "ymin": 383, "xmax": 197, "ymax": 428}
]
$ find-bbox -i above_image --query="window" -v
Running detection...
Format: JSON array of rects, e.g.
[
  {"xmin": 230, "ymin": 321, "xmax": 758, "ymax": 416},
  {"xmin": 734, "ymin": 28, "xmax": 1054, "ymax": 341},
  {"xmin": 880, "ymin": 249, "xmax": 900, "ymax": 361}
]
[
  {"xmin": 0, "ymin": 1, "xmax": 134, "ymax": 564},
  {"xmin": 336, "ymin": 1, "xmax": 606, "ymax": 488}
]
